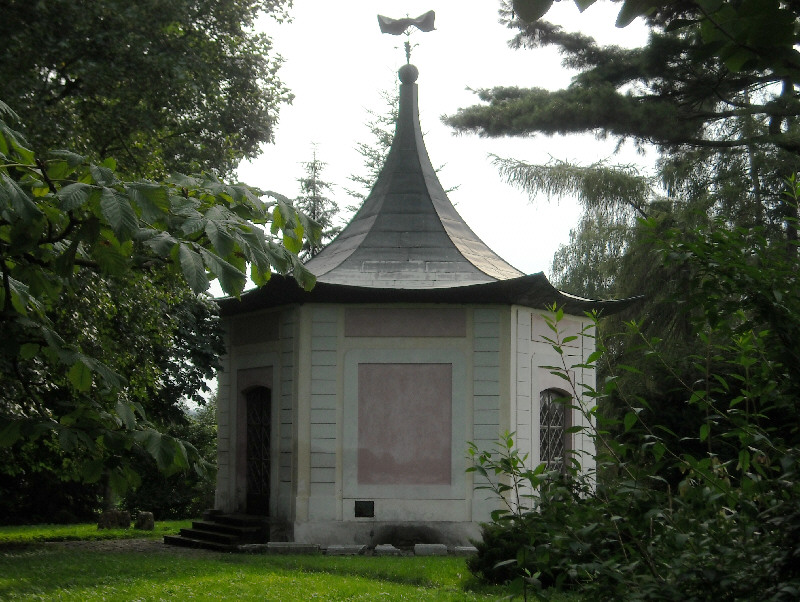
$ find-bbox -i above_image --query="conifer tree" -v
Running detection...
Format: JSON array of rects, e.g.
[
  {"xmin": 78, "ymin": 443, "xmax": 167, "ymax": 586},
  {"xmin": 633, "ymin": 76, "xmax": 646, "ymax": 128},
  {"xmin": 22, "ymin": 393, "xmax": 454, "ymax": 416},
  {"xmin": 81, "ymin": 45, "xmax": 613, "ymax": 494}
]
[
  {"xmin": 295, "ymin": 148, "xmax": 341, "ymax": 259},
  {"xmin": 345, "ymin": 89, "xmax": 399, "ymax": 212}
]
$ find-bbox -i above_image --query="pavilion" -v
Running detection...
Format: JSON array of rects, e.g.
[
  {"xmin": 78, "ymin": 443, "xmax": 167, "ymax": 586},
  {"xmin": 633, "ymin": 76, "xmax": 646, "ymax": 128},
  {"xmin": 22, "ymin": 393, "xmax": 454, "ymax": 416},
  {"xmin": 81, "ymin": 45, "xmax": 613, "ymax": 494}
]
[{"xmin": 211, "ymin": 62, "xmax": 632, "ymax": 546}]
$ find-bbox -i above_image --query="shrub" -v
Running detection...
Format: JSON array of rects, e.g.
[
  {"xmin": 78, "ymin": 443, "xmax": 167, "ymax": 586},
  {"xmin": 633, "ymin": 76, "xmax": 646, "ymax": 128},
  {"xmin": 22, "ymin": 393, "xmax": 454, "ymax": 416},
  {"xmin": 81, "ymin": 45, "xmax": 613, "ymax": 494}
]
[{"xmin": 467, "ymin": 194, "xmax": 800, "ymax": 599}]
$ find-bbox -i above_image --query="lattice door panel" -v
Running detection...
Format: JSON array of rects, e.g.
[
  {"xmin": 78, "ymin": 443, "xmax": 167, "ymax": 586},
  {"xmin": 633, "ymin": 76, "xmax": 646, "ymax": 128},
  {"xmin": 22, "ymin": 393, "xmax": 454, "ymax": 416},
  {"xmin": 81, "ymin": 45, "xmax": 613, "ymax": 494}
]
[{"xmin": 246, "ymin": 387, "xmax": 271, "ymax": 515}]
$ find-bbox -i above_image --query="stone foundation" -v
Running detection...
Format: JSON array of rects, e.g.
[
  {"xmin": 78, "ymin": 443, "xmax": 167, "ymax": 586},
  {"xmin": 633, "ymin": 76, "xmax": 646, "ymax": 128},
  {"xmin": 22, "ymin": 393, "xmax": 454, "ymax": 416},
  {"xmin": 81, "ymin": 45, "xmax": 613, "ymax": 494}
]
[{"xmin": 292, "ymin": 520, "xmax": 481, "ymax": 547}]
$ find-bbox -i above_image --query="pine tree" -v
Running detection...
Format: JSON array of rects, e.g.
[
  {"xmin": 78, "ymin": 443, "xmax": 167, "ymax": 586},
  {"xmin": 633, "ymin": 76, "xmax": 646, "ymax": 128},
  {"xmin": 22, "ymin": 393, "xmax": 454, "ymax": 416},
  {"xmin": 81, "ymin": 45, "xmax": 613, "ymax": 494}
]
[
  {"xmin": 346, "ymin": 87, "xmax": 458, "ymax": 216},
  {"xmin": 446, "ymin": 1, "xmax": 800, "ymax": 247},
  {"xmin": 295, "ymin": 148, "xmax": 341, "ymax": 260},
  {"xmin": 345, "ymin": 89, "xmax": 399, "ymax": 213}
]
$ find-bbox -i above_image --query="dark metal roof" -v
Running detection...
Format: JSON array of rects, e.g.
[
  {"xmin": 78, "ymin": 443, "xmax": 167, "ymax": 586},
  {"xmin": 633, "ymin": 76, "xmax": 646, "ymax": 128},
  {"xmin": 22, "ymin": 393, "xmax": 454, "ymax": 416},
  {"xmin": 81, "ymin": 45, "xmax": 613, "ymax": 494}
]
[
  {"xmin": 218, "ymin": 272, "xmax": 640, "ymax": 317},
  {"xmin": 303, "ymin": 63, "xmax": 524, "ymax": 288},
  {"xmin": 219, "ymin": 63, "xmax": 640, "ymax": 318}
]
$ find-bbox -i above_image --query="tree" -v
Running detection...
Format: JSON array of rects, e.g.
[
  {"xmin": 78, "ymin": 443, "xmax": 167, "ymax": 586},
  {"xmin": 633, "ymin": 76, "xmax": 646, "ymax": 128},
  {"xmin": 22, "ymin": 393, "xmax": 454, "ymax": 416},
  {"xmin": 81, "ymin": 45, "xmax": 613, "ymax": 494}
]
[
  {"xmin": 294, "ymin": 148, "xmax": 341, "ymax": 259},
  {"xmin": 454, "ymin": 4, "xmax": 800, "ymax": 594},
  {"xmin": 467, "ymin": 198, "xmax": 800, "ymax": 597},
  {"xmin": 122, "ymin": 396, "xmax": 219, "ymax": 520},
  {"xmin": 0, "ymin": 0, "xmax": 292, "ymax": 179},
  {"xmin": 446, "ymin": 1, "xmax": 800, "ymax": 253},
  {"xmin": 0, "ymin": 1, "xmax": 313, "ymax": 505},
  {"xmin": 346, "ymin": 86, "xmax": 458, "ymax": 216},
  {"xmin": 345, "ymin": 89, "xmax": 399, "ymax": 210},
  {"xmin": 0, "ymin": 103, "xmax": 317, "ymax": 493}
]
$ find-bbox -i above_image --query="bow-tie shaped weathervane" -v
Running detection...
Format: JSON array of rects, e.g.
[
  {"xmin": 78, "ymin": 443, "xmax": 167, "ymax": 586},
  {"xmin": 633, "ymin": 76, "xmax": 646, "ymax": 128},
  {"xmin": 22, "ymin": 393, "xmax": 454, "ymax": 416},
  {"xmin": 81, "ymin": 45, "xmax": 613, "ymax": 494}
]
[{"xmin": 377, "ymin": 10, "xmax": 435, "ymax": 63}]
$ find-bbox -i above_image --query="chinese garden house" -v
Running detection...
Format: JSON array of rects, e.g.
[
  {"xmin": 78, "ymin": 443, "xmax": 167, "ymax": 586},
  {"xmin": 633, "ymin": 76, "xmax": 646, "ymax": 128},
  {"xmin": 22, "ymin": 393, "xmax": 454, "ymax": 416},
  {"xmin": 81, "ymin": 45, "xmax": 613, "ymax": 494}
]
[{"xmin": 212, "ymin": 63, "xmax": 631, "ymax": 546}]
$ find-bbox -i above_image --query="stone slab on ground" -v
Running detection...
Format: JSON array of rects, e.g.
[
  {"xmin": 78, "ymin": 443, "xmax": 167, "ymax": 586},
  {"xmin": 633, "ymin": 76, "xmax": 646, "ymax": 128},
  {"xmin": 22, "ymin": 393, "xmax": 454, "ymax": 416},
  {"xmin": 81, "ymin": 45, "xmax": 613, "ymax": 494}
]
[
  {"xmin": 374, "ymin": 543, "xmax": 402, "ymax": 556},
  {"xmin": 238, "ymin": 544, "xmax": 269, "ymax": 553},
  {"xmin": 414, "ymin": 543, "xmax": 448, "ymax": 556},
  {"xmin": 326, "ymin": 545, "xmax": 367, "ymax": 556},
  {"xmin": 452, "ymin": 546, "xmax": 479, "ymax": 556},
  {"xmin": 267, "ymin": 542, "xmax": 321, "ymax": 555}
]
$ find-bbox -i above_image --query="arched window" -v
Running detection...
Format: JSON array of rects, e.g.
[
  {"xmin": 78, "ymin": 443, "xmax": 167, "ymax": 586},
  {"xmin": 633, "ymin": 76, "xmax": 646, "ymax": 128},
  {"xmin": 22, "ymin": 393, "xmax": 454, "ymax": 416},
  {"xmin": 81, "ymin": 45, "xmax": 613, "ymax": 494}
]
[{"xmin": 539, "ymin": 388, "xmax": 571, "ymax": 472}]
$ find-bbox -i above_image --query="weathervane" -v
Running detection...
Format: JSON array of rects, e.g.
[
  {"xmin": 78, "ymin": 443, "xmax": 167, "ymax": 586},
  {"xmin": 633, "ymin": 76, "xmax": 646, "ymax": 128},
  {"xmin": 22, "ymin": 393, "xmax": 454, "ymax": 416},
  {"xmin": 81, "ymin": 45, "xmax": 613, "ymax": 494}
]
[{"xmin": 377, "ymin": 10, "xmax": 435, "ymax": 63}]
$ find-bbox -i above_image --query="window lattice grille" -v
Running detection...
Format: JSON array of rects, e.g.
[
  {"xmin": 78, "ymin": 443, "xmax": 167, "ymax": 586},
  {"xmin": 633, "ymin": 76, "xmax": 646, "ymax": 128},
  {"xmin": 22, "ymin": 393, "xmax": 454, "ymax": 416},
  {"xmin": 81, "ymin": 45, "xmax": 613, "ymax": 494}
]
[{"xmin": 540, "ymin": 389, "xmax": 568, "ymax": 472}]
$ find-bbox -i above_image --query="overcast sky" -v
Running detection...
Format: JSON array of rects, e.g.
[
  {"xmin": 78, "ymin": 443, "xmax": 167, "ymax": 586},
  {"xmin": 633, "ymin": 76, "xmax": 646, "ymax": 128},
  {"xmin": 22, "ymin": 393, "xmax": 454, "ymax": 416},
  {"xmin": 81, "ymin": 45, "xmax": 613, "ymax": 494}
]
[{"xmin": 238, "ymin": 1, "xmax": 651, "ymax": 277}]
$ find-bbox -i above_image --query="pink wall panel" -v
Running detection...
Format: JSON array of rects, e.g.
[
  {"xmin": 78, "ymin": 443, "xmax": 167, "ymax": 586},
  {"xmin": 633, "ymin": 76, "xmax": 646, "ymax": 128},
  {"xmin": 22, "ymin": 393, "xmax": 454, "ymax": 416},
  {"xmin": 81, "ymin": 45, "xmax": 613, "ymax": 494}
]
[
  {"xmin": 345, "ymin": 308, "xmax": 466, "ymax": 337},
  {"xmin": 357, "ymin": 363, "xmax": 452, "ymax": 485}
]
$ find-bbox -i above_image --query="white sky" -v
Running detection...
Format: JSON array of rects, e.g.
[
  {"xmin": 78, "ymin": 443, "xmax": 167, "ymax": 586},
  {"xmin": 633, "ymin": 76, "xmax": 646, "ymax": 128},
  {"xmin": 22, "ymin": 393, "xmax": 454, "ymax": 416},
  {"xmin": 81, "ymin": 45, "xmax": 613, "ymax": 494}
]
[{"xmin": 237, "ymin": 1, "xmax": 651, "ymax": 277}]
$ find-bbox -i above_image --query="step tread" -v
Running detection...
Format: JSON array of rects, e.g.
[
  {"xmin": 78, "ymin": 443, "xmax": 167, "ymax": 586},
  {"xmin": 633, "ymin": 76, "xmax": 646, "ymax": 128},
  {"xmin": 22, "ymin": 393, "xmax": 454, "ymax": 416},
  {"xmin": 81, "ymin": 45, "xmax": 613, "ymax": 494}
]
[
  {"xmin": 191, "ymin": 520, "xmax": 263, "ymax": 534},
  {"xmin": 163, "ymin": 535, "xmax": 236, "ymax": 552},
  {"xmin": 179, "ymin": 528, "xmax": 242, "ymax": 543},
  {"xmin": 214, "ymin": 514, "xmax": 270, "ymax": 527}
]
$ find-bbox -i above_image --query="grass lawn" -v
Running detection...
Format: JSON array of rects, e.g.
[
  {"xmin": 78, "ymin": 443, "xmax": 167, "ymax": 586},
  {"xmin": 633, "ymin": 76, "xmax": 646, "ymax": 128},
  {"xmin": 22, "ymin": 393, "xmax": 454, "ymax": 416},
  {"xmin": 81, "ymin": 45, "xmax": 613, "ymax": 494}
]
[
  {"xmin": 0, "ymin": 523, "xmax": 511, "ymax": 600},
  {"xmin": 0, "ymin": 547, "xmax": 507, "ymax": 600},
  {"xmin": 0, "ymin": 520, "xmax": 193, "ymax": 546}
]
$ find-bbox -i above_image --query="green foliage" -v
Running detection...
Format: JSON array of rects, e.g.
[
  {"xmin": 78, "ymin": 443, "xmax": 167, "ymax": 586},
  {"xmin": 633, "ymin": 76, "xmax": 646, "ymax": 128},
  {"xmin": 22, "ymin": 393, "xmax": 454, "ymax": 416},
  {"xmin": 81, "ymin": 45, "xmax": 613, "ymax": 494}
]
[
  {"xmin": 294, "ymin": 149, "xmax": 341, "ymax": 259},
  {"xmin": 345, "ymin": 88, "xmax": 400, "ymax": 210},
  {"xmin": 512, "ymin": 0, "xmax": 800, "ymax": 77},
  {"xmin": 467, "ymin": 201, "xmax": 800, "ymax": 598},
  {"xmin": 121, "ymin": 399, "xmax": 218, "ymax": 519},
  {"xmin": 0, "ymin": 106, "xmax": 317, "ymax": 494},
  {"xmin": 0, "ymin": 0, "xmax": 293, "ymax": 179},
  {"xmin": 448, "ymin": 2, "xmax": 800, "ymax": 170}
]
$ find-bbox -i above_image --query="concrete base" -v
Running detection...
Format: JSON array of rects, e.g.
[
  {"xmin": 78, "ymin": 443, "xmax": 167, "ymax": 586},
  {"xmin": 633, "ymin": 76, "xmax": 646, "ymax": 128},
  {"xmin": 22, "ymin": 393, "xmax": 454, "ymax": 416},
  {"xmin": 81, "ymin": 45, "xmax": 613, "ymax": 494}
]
[
  {"xmin": 292, "ymin": 520, "xmax": 481, "ymax": 547},
  {"xmin": 326, "ymin": 545, "xmax": 367, "ymax": 556},
  {"xmin": 414, "ymin": 543, "xmax": 448, "ymax": 556},
  {"xmin": 374, "ymin": 544, "xmax": 402, "ymax": 556},
  {"xmin": 267, "ymin": 542, "xmax": 321, "ymax": 555}
]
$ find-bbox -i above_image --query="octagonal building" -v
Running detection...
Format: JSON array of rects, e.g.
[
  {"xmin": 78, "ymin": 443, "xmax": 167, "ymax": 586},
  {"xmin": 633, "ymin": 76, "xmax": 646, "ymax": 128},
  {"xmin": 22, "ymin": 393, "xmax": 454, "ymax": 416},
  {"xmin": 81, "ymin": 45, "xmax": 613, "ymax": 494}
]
[{"xmin": 213, "ymin": 63, "xmax": 632, "ymax": 546}]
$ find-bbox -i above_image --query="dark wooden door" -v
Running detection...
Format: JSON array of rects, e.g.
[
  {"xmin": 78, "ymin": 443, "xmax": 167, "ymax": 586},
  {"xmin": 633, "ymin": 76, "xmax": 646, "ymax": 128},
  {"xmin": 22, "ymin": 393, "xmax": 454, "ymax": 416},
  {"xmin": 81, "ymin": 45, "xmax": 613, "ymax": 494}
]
[{"xmin": 245, "ymin": 386, "xmax": 271, "ymax": 515}]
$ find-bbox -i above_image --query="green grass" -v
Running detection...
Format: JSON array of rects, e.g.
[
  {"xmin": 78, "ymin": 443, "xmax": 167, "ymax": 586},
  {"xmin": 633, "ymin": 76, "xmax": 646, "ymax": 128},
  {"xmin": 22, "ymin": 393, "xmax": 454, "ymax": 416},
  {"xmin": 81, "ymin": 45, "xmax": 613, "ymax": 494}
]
[
  {"xmin": 0, "ymin": 523, "xmax": 585, "ymax": 600},
  {"xmin": 0, "ymin": 520, "xmax": 192, "ymax": 546},
  {"xmin": 0, "ymin": 546, "xmax": 508, "ymax": 600}
]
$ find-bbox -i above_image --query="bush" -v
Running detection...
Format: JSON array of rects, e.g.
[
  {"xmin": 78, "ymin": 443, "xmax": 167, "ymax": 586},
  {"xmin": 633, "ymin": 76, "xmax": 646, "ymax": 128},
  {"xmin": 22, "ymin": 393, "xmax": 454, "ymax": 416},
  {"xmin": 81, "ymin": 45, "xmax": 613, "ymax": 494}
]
[{"xmin": 467, "ymin": 201, "xmax": 800, "ymax": 599}]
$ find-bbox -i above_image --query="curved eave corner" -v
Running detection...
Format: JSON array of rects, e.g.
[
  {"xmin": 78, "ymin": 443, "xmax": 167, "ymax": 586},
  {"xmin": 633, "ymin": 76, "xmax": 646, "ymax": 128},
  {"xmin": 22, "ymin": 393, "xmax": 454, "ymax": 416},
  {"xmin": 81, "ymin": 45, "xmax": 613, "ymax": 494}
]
[{"xmin": 217, "ymin": 272, "xmax": 642, "ymax": 318}]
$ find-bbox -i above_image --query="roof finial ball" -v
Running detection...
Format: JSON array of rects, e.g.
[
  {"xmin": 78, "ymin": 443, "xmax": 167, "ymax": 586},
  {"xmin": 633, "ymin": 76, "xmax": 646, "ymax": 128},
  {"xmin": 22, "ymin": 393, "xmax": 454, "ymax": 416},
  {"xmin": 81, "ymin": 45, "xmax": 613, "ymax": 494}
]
[{"xmin": 398, "ymin": 63, "xmax": 419, "ymax": 84}]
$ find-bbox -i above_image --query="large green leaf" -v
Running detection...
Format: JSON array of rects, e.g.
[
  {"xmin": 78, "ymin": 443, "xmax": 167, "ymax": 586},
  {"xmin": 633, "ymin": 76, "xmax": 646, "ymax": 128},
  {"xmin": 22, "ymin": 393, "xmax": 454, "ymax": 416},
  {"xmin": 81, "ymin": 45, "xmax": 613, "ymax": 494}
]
[
  {"xmin": 140, "ymin": 229, "xmax": 178, "ymax": 256},
  {"xmin": 1, "ymin": 173, "xmax": 42, "ymax": 221},
  {"xmin": 115, "ymin": 400, "xmax": 138, "ymax": 430},
  {"xmin": 198, "ymin": 247, "xmax": 246, "ymax": 296},
  {"xmin": 89, "ymin": 164, "xmax": 116, "ymax": 187},
  {"xmin": 68, "ymin": 360, "xmax": 93, "ymax": 392},
  {"xmin": 100, "ymin": 186, "xmax": 139, "ymax": 240},
  {"xmin": 615, "ymin": 0, "xmax": 656, "ymax": 27},
  {"xmin": 91, "ymin": 229, "xmax": 132, "ymax": 276},
  {"xmin": 125, "ymin": 182, "xmax": 170, "ymax": 223},
  {"xmin": 177, "ymin": 243, "xmax": 209, "ymax": 292},
  {"xmin": 134, "ymin": 429, "xmax": 179, "ymax": 472},
  {"xmin": 204, "ymin": 217, "xmax": 236, "ymax": 258}
]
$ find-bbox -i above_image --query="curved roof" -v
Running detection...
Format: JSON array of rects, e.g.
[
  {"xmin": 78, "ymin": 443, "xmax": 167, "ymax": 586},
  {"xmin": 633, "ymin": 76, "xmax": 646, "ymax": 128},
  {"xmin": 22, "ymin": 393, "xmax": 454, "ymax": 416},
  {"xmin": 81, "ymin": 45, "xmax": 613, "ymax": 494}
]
[
  {"xmin": 220, "ymin": 63, "xmax": 639, "ymax": 317},
  {"xmin": 218, "ymin": 272, "xmax": 638, "ymax": 316},
  {"xmin": 303, "ymin": 63, "xmax": 523, "ymax": 288}
]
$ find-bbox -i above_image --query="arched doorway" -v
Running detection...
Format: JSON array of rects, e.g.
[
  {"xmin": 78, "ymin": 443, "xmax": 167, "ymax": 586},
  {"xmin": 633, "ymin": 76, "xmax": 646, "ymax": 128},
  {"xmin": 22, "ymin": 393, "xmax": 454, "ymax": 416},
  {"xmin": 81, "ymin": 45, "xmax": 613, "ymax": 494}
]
[{"xmin": 245, "ymin": 386, "xmax": 271, "ymax": 515}]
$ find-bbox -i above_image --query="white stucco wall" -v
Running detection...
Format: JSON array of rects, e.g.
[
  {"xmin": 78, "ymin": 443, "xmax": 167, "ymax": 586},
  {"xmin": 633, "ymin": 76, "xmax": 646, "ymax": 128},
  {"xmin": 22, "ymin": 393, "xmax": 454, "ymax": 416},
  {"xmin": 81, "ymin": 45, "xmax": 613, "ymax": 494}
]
[
  {"xmin": 513, "ymin": 307, "xmax": 597, "ymax": 488},
  {"xmin": 217, "ymin": 302, "xmax": 596, "ymax": 545}
]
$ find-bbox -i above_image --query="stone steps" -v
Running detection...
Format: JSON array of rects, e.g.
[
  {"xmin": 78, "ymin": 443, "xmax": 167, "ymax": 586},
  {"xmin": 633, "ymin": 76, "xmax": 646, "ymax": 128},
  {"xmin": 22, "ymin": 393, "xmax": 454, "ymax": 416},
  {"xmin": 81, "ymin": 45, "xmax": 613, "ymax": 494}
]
[{"xmin": 163, "ymin": 510, "xmax": 269, "ymax": 552}]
